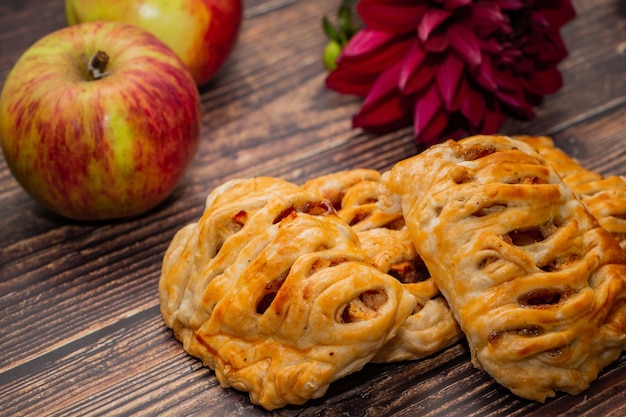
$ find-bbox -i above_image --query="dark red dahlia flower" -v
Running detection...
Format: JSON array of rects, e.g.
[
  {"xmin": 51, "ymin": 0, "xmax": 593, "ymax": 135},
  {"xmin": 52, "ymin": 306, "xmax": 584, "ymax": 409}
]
[{"xmin": 326, "ymin": 0, "xmax": 576, "ymax": 145}]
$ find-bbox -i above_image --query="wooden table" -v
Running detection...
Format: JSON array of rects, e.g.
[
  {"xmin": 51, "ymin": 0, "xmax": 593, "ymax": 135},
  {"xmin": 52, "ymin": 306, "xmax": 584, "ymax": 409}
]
[{"xmin": 1, "ymin": 0, "xmax": 626, "ymax": 415}]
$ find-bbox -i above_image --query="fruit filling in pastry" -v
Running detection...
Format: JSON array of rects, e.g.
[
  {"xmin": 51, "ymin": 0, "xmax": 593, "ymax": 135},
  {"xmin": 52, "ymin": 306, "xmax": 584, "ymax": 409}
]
[
  {"xmin": 516, "ymin": 135, "xmax": 626, "ymax": 251},
  {"xmin": 378, "ymin": 135, "xmax": 626, "ymax": 402},
  {"xmin": 159, "ymin": 177, "xmax": 416, "ymax": 411},
  {"xmin": 303, "ymin": 169, "xmax": 462, "ymax": 362}
]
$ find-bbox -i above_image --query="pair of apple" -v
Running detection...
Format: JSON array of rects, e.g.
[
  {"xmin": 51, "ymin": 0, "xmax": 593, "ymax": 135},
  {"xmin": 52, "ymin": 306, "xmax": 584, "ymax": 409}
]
[
  {"xmin": 0, "ymin": 0, "xmax": 242, "ymax": 221},
  {"xmin": 65, "ymin": 0, "xmax": 243, "ymax": 86}
]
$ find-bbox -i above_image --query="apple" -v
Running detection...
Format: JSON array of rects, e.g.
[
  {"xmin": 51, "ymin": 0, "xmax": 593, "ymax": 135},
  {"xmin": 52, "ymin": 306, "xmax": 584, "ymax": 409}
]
[
  {"xmin": 65, "ymin": 0, "xmax": 243, "ymax": 86},
  {"xmin": 0, "ymin": 21, "xmax": 202, "ymax": 221}
]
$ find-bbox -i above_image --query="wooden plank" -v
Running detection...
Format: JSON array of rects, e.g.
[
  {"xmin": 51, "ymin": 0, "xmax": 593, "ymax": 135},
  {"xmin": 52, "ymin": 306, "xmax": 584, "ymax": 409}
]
[{"xmin": 2, "ymin": 303, "xmax": 626, "ymax": 416}]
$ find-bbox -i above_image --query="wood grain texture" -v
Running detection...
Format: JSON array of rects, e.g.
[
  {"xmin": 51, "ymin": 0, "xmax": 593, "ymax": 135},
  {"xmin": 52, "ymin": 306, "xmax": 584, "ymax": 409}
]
[{"xmin": 1, "ymin": 0, "xmax": 626, "ymax": 415}]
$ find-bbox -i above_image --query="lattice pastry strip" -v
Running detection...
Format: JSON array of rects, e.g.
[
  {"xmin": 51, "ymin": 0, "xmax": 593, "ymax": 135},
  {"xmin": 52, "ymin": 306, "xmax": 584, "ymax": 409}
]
[
  {"xmin": 515, "ymin": 135, "xmax": 626, "ymax": 250},
  {"xmin": 301, "ymin": 168, "xmax": 404, "ymax": 232},
  {"xmin": 303, "ymin": 169, "xmax": 462, "ymax": 362},
  {"xmin": 159, "ymin": 177, "xmax": 416, "ymax": 411},
  {"xmin": 378, "ymin": 135, "xmax": 626, "ymax": 402}
]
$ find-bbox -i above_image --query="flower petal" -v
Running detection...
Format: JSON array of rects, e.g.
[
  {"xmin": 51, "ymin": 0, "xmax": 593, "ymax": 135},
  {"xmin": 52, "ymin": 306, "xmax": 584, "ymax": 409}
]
[
  {"xmin": 361, "ymin": 60, "xmax": 403, "ymax": 109},
  {"xmin": 545, "ymin": 32, "xmax": 569, "ymax": 62},
  {"xmin": 460, "ymin": 87, "xmax": 486, "ymax": 128},
  {"xmin": 471, "ymin": 54, "xmax": 497, "ymax": 91},
  {"xmin": 448, "ymin": 23, "xmax": 482, "ymax": 67},
  {"xmin": 437, "ymin": 53, "xmax": 465, "ymax": 111},
  {"xmin": 494, "ymin": 82, "xmax": 533, "ymax": 118},
  {"xmin": 525, "ymin": 32, "xmax": 569, "ymax": 63},
  {"xmin": 358, "ymin": 1, "xmax": 427, "ymax": 34},
  {"xmin": 530, "ymin": 10, "xmax": 550, "ymax": 28},
  {"xmin": 523, "ymin": 67, "xmax": 563, "ymax": 95},
  {"xmin": 424, "ymin": 31, "xmax": 450, "ymax": 52},
  {"xmin": 481, "ymin": 105, "xmax": 508, "ymax": 133},
  {"xmin": 540, "ymin": 1, "xmax": 576, "ymax": 28},
  {"xmin": 493, "ymin": 67, "xmax": 517, "ymax": 90},
  {"xmin": 339, "ymin": 29, "xmax": 414, "ymax": 74},
  {"xmin": 418, "ymin": 9, "xmax": 452, "ymax": 41},
  {"xmin": 341, "ymin": 29, "xmax": 395, "ymax": 58},
  {"xmin": 479, "ymin": 38, "xmax": 503, "ymax": 55},
  {"xmin": 444, "ymin": 0, "xmax": 472, "ymax": 10},
  {"xmin": 415, "ymin": 103, "xmax": 449, "ymax": 145},
  {"xmin": 398, "ymin": 41, "xmax": 430, "ymax": 93},
  {"xmin": 472, "ymin": 2, "xmax": 505, "ymax": 36},
  {"xmin": 496, "ymin": 0, "xmax": 525, "ymax": 11},
  {"xmin": 414, "ymin": 83, "xmax": 443, "ymax": 134},
  {"xmin": 353, "ymin": 95, "xmax": 413, "ymax": 132},
  {"xmin": 352, "ymin": 61, "xmax": 413, "ymax": 130},
  {"xmin": 452, "ymin": 76, "xmax": 470, "ymax": 111},
  {"xmin": 401, "ymin": 56, "xmax": 440, "ymax": 94},
  {"xmin": 326, "ymin": 70, "xmax": 378, "ymax": 96}
]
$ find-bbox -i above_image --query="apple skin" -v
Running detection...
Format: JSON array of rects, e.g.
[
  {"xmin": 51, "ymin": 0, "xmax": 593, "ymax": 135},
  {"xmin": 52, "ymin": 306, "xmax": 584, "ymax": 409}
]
[
  {"xmin": 65, "ymin": 0, "xmax": 243, "ymax": 86},
  {"xmin": 0, "ymin": 21, "xmax": 201, "ymax": 221}
]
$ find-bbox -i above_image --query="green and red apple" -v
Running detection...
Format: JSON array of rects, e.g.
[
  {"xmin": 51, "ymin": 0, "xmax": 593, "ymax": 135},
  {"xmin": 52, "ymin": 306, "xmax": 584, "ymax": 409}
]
[
  {"xmin": 0, "ymin": 21, "xmax": 202, "ymax": 221},
  {"xmin": 65, "ymin": 0, "xmax": 243, "ymax": 86}
]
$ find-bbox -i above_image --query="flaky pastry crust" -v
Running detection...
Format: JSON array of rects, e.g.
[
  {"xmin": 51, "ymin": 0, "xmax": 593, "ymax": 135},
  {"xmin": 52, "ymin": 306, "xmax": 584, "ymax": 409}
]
[
  {"xmin": 515, "ymin": 135, "xmax": 626, "ymax": 250},
  {"xmin": 159, "ymin": 177, "xmax": 416, "ymax": 410},
  {"xmin": 379, "ymin": 135, "xmax": 626, "ymax": 402},
  {"xmin": 303, "ymin": 169, "xmax": 462, "ymax": 362}
]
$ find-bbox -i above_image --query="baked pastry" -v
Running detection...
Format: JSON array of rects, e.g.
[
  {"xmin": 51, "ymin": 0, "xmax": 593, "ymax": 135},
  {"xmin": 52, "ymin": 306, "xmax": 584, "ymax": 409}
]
[
  {"xmin": 159, "ymin": 177, "xmax": 416, "ymax": 410},
  {"xmin": 515, "ymin": 135, "xmax": 626, "ymax": 250},
  {"xmin": 378, "ymin": 135, "xmax": 626, "ymax": 402},
  {"xmin": 303, "ymin": 169, "xmax": 462, "ymax": 362},
  {"xmin": 302, "ymin": 169, "xmax": 405, "ymax": 233}
]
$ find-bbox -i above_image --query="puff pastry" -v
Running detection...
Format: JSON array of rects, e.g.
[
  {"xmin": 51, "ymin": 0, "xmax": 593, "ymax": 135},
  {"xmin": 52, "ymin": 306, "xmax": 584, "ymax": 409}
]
[
  {"xmin": 303, "ymin": 169, "xmax": 462, "ymax": 362},
  {"xmin": 515, "ymin": 135, "xmax": 626, "ymax": 250},
  {"xmin": 378, "ymin": 135, "xmax": 626, "ymax": 402},
  {"xmin": 159, "ymin": 177, "xmax": 416, "ymax": 410}
]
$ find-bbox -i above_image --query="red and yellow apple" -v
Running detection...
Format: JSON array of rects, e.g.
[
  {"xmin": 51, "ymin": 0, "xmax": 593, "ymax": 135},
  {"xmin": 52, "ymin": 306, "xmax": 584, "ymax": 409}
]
[
  {"xmin": 0, "ymin": 21, "xmax": 201, "ymax": 221},
  {"xmin": 65, "ymin": 0, "xmax": 243, "ymax": 86}
]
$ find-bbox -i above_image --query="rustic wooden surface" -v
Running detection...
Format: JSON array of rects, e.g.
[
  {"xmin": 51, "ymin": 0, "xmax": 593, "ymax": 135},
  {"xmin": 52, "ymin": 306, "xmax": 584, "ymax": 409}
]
[{"xmin": 1, "ymin": 0, "xmax": 626, "ymax": 415}]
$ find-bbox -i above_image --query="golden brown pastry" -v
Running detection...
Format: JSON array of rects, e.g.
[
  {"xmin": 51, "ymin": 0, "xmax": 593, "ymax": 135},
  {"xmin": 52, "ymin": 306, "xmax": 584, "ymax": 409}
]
[
  {"xmin": 303, "ymin": 169, "xmax": 462, "ymax": 362},
  {"xmin": 159, "ymin": 177, "xmax": 416, "ymax": 411},
  {"xmin": 515, "ymin": 135, "xmax": 626, "ymax": 250},
  {"xmin": 378, "ymin": 135, "xmax": 626, "ymax": 402},
  {"xmin": 302, "ymin": 168, "xmax": 405, "ymax": 232}
]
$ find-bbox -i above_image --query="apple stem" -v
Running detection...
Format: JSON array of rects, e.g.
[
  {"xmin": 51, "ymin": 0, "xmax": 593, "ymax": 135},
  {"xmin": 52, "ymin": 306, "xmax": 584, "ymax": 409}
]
[{"xmin": 88, "ymin": 51, "xmax": 111, "ymax": 80}]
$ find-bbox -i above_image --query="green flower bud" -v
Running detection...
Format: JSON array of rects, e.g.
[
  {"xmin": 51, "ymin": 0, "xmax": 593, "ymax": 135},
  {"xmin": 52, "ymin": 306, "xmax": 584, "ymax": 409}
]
[{"xmin": 323, "ymin": 40, "xmax": 342, "ymax": 71}]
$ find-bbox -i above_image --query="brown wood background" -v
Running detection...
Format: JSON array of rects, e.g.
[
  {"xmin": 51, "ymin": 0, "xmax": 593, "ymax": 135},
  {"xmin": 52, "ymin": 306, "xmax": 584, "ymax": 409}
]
[{"xmin": 1, "ymin": 0, "xmax": 626, "ymax": 415}]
